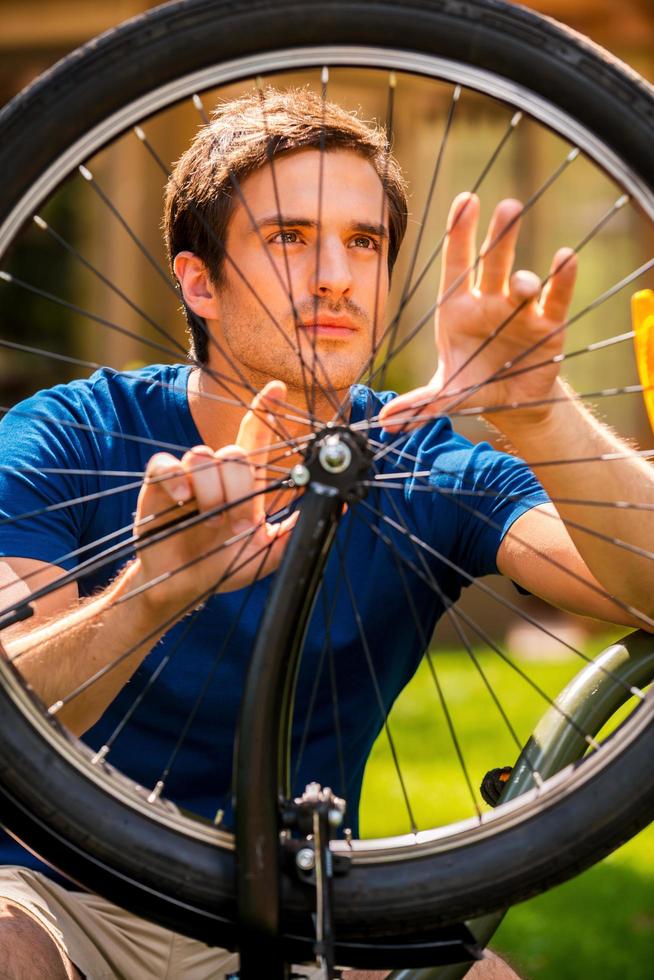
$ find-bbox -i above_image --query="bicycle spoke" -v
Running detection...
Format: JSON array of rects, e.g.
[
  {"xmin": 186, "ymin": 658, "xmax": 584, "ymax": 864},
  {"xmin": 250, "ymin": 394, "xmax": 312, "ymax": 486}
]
[
  {"xmin": 91, "ymin": 606, "xmax": 208, "ymax": 766},
  {"xmin": 309, "ymin": 66, "xmax": 330, "ymax": 418},
  {"xmin": 292, "ymin": 518, "xmax": 355, "ymax": 790},
  {"xmin": 1, "ymin": 477, "xmax": 291, "ymax": 631},
  {"xmin": 46, "ymin": 539, "xmax": 258, "ymax": 716},
  {"xmin": 135, "ymin": 127, "xmax": 313, "ymax": 374},
  {"xmin": 365, "ymin": 71, "xmax": 399, "ymax": 394},
  {"xmin": 366, "ymin": 432, "xmax": 654, "ymax": 601},
  {"xmin": 32, "ymin": 214, "xmax": 189, "ymax": 357},
  {"xmin": 531, "ymin": 448, "xmax": 654, "ymax": 467},
  {"xmin": 360, "ymin": 428, "xmax": 654, "ymax": 471},
  {"xmin": 355, "ymin": 216, "xmax": 644, "ymax": 447},
  {"xmin": 21, "ymin": 222, "xmax": 305, "ymax": 451},
  {"xmin": 0, "ymin": 334, "xmax": 316, "ymax": 432},
  {"xmin": 44, "ymin": 507, "xmax": 296, "ymax": 716},
  {"xmin": 364, "ymin": 376, "xmax": 654, "ymax": 473},
  {"xmin": 338, "ymin": 105, "xmax": 524, "ymax": 406},
  {"xmin": 374, "ymin": 492, "xmax": 485, "ymax": 818},
  {"xmin": 330, "ymin": 71, "xmax": 398, "ymax": 427},
  {"xmin": 78, "ymin": 164, "xmax": 180, "ymax": 297},
  {"xmin": 377, "ymin": 84, "xmax": 460, "ymax": 391},
  {"xmin": 0, "ymin": 454, "xmax": 294, "ymax": 549},
  {"xmin": 145, "ymin": 539, "xmax": 280, "ymax": 804},
  {"xmin": 478, "ymin": 326, "xmax": 637, "ymax": 388},
  {"xmin": 356, "ymin": 495, "xmax": 646, "ymax": 696},
  {"xmin": 325, "ymin": 589, "xmax": 348, "ymax": 810},
  {"xmin": 375, "ymin": 474, "xmax": 550, "ymax": 777},
  {"xmin": 0, "ymin": 270, "xmax": 181, "ymax": 360},
  {"xmin": 334, "ymin": 534, "xmax": 418, "ymax": 834},
  {"xmin": 365, "ymin": 144, "xmax": 581, "ymax": 391},
  {"xmin": 91, "ymin": 478, "xmax": 291, "ymax": 776},
  {"xmin": 432, "ymin": 192, "xmax": 630, "ymax": 401},
  {"xmin": 0, "ymin": 400, "xmax": 312, "ymax": 480},
  {"xmin": 391, "ymin": 110, "xmax": 524, "ymax": 319},
  {"xmin": 425, "ymin": 255, "xmax": 654, "ymax": 423},
  {"xmin": 194, "ymin": 88, "xmax": 342, "ymax": 421},
  {"xmin": 251, "ymin": 80, "xmax": 319, "ymax": 418},
  {"xmin": 353, "ymin": 504, "xmax": 619, "ymax": 749},
  {"xmin": 0, "ymin": 270, "xmax": 271, "ymax": 430},
  {"xmin": 362, "ymin": 476, "xmax": 654, "ymax": 513}
]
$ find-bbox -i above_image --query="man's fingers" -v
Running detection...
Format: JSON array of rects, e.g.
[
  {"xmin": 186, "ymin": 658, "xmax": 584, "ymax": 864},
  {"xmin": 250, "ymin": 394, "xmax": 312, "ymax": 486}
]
[
  {"xmin": 181, "ymin": 446, "xmax": 222, "ymax": 514},
  {"xmin": 182, "ymin": 444, "xmax": 258, "ymax": 535},
  {"xmin": 215, "ymin": 444, "xmax": 257, "ymax": 532},
  {"xmin": 541, "ymin": 247, "xmax": 577, "ymax": 323},
  {"xmin": 440, "ymin": 192, "xmax": 479, "ymax": 297},
  {"xmin": 477, "ymin": 198, "xmax": 523, "ymax": 294},
  {"xmin": 378, "ymin": 384, "xmax": 443, "ymax": 433},
  {"xmin": 508, "ymin": 269, "xmax": 541, "ymax": 304},
  {"xmin": 237, "ymin": 380, "xmax": 287, "ymax": 468},
  {"xmin": 135, "ymin": 453, "xmax": 193, "ymax": 536},
  {"xmin": 144, "ymin": 453, "xmax": 191, "ymax": 503},
  {"xmin": 237, "ymin": 380, "xmax": 287, "ymax": 525}
]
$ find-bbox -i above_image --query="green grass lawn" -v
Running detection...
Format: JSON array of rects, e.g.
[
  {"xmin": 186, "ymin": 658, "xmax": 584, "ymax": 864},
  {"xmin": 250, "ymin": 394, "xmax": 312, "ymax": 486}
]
[{"xmin": 359, "ymin": 643, "xmax": 654, "ymax": 978}]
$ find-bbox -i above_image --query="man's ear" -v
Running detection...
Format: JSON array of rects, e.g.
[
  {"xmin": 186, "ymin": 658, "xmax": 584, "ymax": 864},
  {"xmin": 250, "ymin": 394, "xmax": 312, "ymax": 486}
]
[{"xmin": 173, "ymin": 252, "xmax": 220, "ymax": 320}]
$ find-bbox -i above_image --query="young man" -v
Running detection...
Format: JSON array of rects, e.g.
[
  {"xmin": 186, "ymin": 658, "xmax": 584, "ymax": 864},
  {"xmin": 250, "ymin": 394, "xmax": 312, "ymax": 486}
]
[{"xmin": 0, "ymin": 88, "xmax": 651, "ymax": 979}]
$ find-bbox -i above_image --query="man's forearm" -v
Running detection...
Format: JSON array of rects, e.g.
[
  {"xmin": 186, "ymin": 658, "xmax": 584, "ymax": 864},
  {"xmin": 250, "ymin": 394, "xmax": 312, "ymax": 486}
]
[
  {"xmin": 4, "ymin": 561, "xmax": 173, "ymax": 737},
  {"xmin": 491, "ymin": 379, "xmax": 654, "ymax": 619}
]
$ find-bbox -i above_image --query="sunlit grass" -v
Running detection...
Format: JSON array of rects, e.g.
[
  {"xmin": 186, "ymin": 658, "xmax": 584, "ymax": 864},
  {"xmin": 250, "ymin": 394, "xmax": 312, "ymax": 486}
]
[
  {"xmin": 359, "ymin": 640, "xmax": 654, "ymax": 978},
  {"xmin": 360, "ymin": 647, "xmax": 582, "ymax": 836}
]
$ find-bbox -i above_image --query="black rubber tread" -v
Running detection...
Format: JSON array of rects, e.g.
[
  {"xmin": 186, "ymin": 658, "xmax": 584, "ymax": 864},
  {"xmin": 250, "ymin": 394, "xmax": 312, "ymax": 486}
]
[
  {"xmin": 0, "ymin": 667, "xmax": 652, "ymax": 963},
  {"xmin": 0, "ymin": 0, "xmax": 653, "ymax": 961},
  {"xmin": 324, "ymin": 691, "xmax": 654, "ymax": 938},
  {"xmin": 1, "ymin": 0, "xmax": 654, "ymax": 237},
  {"xmin": 0, "ymin": 675, "xmax": 238, "ymax": 945}
]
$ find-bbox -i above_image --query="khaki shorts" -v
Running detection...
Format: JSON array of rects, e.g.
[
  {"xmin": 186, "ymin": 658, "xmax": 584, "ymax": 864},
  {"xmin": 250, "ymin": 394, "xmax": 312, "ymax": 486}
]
[{"xmin": 0, "ymin": 866, "xmax": 323, "ymax": 979}]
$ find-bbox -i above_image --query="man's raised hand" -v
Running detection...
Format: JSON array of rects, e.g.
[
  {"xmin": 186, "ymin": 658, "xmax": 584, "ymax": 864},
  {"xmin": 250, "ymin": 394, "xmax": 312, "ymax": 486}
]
[{"xmin": 379, "ymin": 192, "xmax": 578, "ymax": 432}]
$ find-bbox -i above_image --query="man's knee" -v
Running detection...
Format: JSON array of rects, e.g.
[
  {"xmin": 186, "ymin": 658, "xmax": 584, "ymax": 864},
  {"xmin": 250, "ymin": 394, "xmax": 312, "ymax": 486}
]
[
  {"xmin": 0, "ymin": 900, "xmax": 82, "ymax": 980},
  {"xmin": 466, "ymin": 948, "xmax": 521, "ymax": 979}
]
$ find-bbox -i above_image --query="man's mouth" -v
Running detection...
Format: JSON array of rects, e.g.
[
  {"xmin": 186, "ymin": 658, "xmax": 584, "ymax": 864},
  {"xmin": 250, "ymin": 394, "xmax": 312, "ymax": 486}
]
[{"xmin": 300, "ymin": 319, "xmax": 357, "ymax": 338}]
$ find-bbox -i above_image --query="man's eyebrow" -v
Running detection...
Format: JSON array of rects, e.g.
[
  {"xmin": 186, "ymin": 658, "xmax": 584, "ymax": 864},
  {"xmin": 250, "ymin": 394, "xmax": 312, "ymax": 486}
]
[
  {"xmin": 256, "ymin": 216, "xmax": 318, "ymax": 230},
  {"xmin": 255, "ymin": 215, "xmax": 389, "ymax": 238},
  {"xmin": 351, "ymin": 221, "xmax": 389, "ymax": 240}
]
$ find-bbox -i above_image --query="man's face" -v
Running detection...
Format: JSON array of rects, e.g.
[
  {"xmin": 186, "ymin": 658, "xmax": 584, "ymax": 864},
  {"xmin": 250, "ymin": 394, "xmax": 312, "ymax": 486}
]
[{"xmin": 210, "ymin": 148, "xmax": 390, "ymax": 395}]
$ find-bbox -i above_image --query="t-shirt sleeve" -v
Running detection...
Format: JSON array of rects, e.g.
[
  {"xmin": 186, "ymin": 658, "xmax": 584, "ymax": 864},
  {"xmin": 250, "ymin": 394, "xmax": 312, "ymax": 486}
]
[
  {"xmin": 427, "ymin": 437, "xmax": 550, "ymax": 581},
  {"xmin": 0, "ymin": 393, "xmax": 90, "ymax": 570}
]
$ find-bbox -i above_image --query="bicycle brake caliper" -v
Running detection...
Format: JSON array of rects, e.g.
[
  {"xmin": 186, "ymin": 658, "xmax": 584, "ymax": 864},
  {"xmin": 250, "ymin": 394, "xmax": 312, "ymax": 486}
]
[{"xmin": 282, "ymin": 782, "xmax": 350, "ymax": 979}]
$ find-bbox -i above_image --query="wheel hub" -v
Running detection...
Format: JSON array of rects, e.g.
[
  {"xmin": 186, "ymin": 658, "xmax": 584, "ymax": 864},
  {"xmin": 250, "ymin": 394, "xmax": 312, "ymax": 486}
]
[{"xmin": 300, "ymin": 426, "xmax": 373, "ymax": 502}]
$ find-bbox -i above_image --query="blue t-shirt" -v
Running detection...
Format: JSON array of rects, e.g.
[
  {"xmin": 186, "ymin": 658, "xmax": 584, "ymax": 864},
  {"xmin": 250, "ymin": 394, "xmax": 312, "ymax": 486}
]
[{"xmin": 0, "ymin": 364, "xmax": 548, "ymax": 881}]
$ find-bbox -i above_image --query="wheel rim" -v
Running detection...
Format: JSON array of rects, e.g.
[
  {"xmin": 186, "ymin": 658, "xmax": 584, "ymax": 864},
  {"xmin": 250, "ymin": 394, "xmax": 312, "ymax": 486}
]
[
  {"xmin": 0, "ymin": 5, "xmax": 652, "ymax": 949},
  {"xmin": 3, "ymin": 46, "xmax": 654, "ymax": 253}
]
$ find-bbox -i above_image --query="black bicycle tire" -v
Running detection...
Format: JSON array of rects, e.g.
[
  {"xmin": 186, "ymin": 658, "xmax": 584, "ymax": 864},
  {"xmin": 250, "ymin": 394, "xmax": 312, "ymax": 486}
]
[
  {"xmin": 0, "ymin": 643, "xmax": 652, "ymax": 962},
  {"xmin": 0, "ymin": 0, "xmax": 653, "ymax": 964}
]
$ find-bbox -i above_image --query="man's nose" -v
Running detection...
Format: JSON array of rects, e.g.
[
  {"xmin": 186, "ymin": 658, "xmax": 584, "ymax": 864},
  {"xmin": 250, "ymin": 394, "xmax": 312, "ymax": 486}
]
[{"xmin": 312, "ymin": 238, "xmax": 353, "ymax": 298}]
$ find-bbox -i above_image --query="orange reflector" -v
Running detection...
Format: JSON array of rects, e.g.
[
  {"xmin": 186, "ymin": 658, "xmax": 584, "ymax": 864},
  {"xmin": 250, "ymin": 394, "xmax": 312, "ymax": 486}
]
[{"xmin": 632, "ymin": 289, "xmax": 654, "ymax": 433}]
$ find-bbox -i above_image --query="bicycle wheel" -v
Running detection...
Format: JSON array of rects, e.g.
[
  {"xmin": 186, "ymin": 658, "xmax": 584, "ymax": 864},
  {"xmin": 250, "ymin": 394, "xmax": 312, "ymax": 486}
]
[{"xmin": 0, "ymin": 0, "xmax": 653, "ymax": 969}]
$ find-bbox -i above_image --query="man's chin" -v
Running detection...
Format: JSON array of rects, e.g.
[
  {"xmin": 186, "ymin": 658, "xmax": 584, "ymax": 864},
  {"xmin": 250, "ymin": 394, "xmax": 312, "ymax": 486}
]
[
  {"xmin": 281, "ymin": 358, "xmax": 364, "ymax": 396},
  {"xmin": 229, "ymin": 350, "xmax": 365, "ymax": 399}
]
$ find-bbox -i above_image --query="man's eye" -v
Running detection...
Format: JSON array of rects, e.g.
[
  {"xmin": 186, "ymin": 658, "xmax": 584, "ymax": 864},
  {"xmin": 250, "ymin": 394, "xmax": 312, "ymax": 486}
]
[
  {"xmin": 351, "ymin": 235, "xmax": 379, "ymax": 250},
  {"xmin": 270, "ymin": 230, "xmax": 299, "ymax": 245}
]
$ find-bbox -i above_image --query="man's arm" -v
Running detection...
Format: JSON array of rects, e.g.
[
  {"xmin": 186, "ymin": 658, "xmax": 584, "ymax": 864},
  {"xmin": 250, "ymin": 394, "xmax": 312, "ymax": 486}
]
[
  {"xmin": 494, "ymin": 382, "xmax": 654, "ymax": 625},
  {"xmin": 497, "ymin": 503, "xmax": 648, "ymax": 628},
  {"xmin": 0, "ymin": 382, "xmax": 295, "ymax": 736},
  {"xmin": 378, "ymin": 192, "xmax": 654, "ymax": 624},
  {"xmin": 1, "ymin": 557, "xmax": 166, "ymax": 737}
]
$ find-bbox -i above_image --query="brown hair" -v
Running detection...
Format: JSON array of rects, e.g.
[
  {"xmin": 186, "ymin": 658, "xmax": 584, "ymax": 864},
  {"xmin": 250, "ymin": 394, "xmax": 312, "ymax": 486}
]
[{"xmin": 164, "ymin": 88, "xmax": 408, "ymax": 362}]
